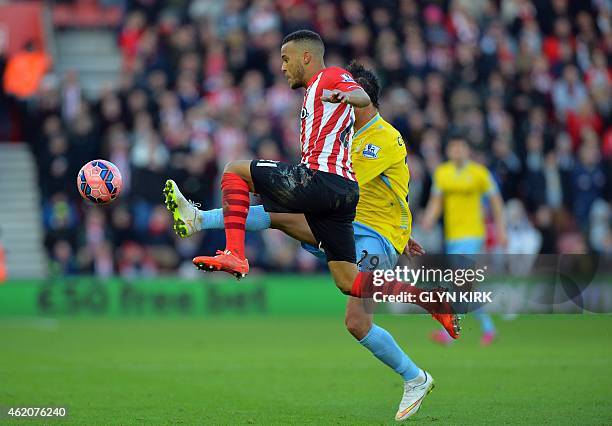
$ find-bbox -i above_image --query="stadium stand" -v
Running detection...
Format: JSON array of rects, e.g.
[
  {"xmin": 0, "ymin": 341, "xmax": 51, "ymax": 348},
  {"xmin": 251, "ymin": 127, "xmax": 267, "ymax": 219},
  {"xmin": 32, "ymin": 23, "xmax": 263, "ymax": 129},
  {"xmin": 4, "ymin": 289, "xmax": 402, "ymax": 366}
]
[{"xmin": 0, "ymin": 0, "xmax": 610, "ymax": 277}]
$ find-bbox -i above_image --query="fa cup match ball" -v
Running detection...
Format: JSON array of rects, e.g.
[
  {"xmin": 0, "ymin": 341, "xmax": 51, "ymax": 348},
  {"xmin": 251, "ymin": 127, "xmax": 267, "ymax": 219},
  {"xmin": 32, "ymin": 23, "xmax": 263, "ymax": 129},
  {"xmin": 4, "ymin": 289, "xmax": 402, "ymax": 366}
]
[{"xmin": 77, "ymin": 159, "xmax": 123, "ymax": 205}]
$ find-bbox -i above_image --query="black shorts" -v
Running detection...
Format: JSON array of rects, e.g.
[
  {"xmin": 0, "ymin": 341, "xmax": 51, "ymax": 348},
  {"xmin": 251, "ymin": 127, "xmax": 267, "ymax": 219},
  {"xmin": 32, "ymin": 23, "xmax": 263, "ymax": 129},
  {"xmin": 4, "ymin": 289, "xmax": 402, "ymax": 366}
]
[{"xmin": 250, "ymin": 160, "xmax": 359, "ymax": 263}]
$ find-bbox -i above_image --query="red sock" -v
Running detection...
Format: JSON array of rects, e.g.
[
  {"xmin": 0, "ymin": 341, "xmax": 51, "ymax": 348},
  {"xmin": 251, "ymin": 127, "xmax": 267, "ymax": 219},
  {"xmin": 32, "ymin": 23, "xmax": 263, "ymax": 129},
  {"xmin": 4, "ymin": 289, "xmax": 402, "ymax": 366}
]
[
  {"xmin": 221, "ymin": 173, "xmax": 250, "ymax": 259},
  {"xmin": 350, "ymin": 272, "xmax": 370, "ymax": 298}
]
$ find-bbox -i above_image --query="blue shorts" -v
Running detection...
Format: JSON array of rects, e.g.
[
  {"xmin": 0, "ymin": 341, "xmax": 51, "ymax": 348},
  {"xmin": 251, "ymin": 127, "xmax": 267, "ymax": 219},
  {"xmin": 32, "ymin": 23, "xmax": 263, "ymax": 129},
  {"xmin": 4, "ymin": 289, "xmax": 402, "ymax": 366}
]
[
  {"xmin": 445, "ymin": 238, "xmax": 484, "ymax": 255},
  {"xmin": 302, "ymin": 222, "xmax": 400, "ymax": 271}
]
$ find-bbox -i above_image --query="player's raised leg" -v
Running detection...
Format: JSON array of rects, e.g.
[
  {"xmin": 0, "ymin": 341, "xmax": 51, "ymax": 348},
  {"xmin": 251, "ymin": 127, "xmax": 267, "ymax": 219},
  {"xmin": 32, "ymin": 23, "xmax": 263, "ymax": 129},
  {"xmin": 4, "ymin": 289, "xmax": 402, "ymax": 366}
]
[
  {"xmin": 331, "ymin": 261, "xmax": 458, "ymax": 338},
  {"xmin": 162, "ymin": 179, "xmax": 202, "ymax": 238},
  {"xmin": 192, "ymin": 161, "xmax": 253, "ymax": 278},
  {"xmin": 269, "ymin": 213, "xmax": 318, "ymax": 246},
  {"xmin": 180, "ymin": 202, "xmax": 461, "ymax": 337},
  {"xmin": 198, "ymin": 205, "xmax": 272, "ymax": 233}
]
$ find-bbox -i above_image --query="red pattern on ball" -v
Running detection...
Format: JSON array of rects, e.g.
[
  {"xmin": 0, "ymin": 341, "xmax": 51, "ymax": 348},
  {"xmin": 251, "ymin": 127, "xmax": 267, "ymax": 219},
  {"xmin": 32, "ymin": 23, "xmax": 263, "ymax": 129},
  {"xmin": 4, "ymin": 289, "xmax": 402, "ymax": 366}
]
[{"xmin": 76, "ymin": 159, "xmax": 123, "ymax": 205}]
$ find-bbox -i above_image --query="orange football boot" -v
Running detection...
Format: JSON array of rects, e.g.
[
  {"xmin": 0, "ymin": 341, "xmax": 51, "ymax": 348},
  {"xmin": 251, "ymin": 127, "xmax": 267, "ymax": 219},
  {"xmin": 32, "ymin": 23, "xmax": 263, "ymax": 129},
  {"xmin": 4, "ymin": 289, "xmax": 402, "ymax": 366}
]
[
  {"xmin": 430, "ymin": 312, "xmax": 461, "ymax": 339},
  {"xmin": 193, "ymin": 250, "xmax": 249, "ymax": 279}
]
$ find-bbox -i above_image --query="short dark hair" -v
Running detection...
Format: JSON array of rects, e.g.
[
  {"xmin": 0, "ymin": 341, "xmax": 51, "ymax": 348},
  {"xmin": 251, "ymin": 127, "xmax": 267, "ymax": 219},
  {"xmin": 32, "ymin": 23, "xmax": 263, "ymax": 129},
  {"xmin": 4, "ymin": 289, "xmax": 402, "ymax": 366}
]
[
  {"xmin": 446, "ymin": 127, "xmax": 468, "ymax": 142},
  {"xmin": 446, "ymin": 128, "xmax": 471, "ymax": 146},
  {"xmin": 347, "ymin": 61, "xmax": 380, "ymax": 108},
  {"xmin": 282, "ymin": 30, "xmax": 324, "ymax": 53}
]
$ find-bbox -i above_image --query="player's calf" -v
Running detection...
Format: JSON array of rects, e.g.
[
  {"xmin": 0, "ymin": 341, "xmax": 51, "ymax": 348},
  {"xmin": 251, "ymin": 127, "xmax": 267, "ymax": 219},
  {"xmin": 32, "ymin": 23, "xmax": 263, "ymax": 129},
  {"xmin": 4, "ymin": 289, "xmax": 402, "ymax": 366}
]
[{"xmin": 345, "ymin": 297, "xmax": 373, "ymax": 340}]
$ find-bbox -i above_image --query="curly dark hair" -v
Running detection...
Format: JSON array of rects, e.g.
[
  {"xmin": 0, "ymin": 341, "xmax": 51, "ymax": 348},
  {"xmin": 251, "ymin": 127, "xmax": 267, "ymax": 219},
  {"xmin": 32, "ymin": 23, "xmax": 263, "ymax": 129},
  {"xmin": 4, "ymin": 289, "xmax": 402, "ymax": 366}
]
[{"xmin": 346, "ymin": 61, "xmax": 380, "ymax": 109}]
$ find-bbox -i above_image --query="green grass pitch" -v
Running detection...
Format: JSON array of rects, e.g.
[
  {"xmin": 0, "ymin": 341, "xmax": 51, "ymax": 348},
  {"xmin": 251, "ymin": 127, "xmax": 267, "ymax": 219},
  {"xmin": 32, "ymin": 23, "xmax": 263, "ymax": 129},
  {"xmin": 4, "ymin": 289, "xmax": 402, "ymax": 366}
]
[{"xmin": 1, "ymin": 315, "xmax": 611, "ymax": 425}]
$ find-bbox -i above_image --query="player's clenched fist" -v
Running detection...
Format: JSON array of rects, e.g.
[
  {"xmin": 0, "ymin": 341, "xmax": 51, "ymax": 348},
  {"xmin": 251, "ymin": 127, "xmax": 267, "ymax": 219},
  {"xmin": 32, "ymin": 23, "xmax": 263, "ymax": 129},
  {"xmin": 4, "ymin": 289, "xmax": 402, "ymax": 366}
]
[
  {"xmin": 321, "ymin": 89, "xmax": 350, "ymax": 104},
  {"xmin": 403, "ymin": 238, "xmax": 426, "ymax": 257},
  {"xmin": 321, "ymin": 88, "xmax": 370, "ymax": 107}
]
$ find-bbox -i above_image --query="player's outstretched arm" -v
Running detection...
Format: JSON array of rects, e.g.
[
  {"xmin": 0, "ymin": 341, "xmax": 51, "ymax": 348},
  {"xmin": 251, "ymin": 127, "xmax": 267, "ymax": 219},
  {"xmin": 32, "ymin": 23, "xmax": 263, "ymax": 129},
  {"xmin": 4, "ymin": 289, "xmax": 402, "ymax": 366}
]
[{"xmin": 321, "ymin": 88, "xmax": 371, "ymax": 107}]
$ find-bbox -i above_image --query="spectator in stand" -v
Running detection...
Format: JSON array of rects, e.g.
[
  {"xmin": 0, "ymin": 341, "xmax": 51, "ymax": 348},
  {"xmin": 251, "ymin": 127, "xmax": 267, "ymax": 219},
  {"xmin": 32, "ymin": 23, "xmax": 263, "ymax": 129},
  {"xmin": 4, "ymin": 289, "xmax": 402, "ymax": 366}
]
[
  {"xmin": 490, "ymin": 137, "xmax": 522, "ymax": 200},
  {"xmin": 119, "ymin": 11, "xmax": 146, "ymax": 71},
  {"xmin": 572, "ymin": 140, "xmax": 606, "ymax": 231},
  {"xmin": 504, "ymin": 198, "xmax": 542, "ymax": 278},
  {"xmin": 589, "ymin": 200, "xmax": 612, "ymax": 255},
  {"xmin": 523, "ymin": 131, "xmax": 547, "ymax": 210},
  {"xmin": 50, "ymin": 240, "xmax": 79, "ymax": 276},
  {"xmin": 552, "ymin": 64, "xmax": 588, "ymax": 123},
  {"xmin": 566, "ymin": 99, "xmax": 603, "ymax": 148},
  {"xmin": 3, "ymin": 40, "xmax": 51, "ymax": 99},
  {"xmin": 3, "ymin": 0, "xmax": 607, "ymax": 275}
]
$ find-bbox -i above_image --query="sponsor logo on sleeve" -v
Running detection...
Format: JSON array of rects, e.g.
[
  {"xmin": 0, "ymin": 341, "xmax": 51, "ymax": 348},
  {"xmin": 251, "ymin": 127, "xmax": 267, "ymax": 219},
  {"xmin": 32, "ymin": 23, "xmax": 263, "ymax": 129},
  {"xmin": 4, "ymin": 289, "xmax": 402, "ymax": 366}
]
[{"xmin": 341, "ymin": 73, "xmax": 356, "ymax": 83}]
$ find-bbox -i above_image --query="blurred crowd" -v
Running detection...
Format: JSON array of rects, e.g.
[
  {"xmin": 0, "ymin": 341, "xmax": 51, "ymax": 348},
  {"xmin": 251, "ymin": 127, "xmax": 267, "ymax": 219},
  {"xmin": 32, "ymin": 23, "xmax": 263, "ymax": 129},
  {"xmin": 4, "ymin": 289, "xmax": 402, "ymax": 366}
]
[{"xmin": 1, "ymin": 0, "xmax": 611, "ymax": 277}]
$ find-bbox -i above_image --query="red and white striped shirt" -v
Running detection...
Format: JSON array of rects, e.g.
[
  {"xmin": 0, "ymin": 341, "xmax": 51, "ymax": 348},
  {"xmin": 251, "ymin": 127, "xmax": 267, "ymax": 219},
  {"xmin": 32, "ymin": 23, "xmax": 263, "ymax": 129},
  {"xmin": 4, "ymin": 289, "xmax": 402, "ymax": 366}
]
[{"xmin": 300, "ymin": 66, "xmax": 362, "ymax": 180}]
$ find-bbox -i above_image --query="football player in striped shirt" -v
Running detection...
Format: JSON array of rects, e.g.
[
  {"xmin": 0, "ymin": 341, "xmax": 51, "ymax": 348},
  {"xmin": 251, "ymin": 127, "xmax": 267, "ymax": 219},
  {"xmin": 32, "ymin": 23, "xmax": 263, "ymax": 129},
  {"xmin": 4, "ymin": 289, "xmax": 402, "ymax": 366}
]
[
  {"xmin": 167, "ymin": 30, "xmax": 370, "ymax": 294},
  {"xmin": 164, "ymin": 56, "xmax": 458, "ymax": 420}
]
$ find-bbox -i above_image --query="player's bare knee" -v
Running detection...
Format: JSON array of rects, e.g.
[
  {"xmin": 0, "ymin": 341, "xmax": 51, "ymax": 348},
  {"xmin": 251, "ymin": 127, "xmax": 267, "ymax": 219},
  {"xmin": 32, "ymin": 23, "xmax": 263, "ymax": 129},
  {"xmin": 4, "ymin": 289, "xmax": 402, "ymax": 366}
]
[
  {"xmin": 223, "ymin": 161, "xmax": 254, "ymax": 191},
  {"xmin": 224, "ymin": 160, "xmax": 248, "ymax": 175},
  {"xmin": 223, "ymin": 161, "xmax": 239, "ymax": 175},
  {"xmin": 345, "ymin": 311, "xmax": 371, "ymax": 340}
]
